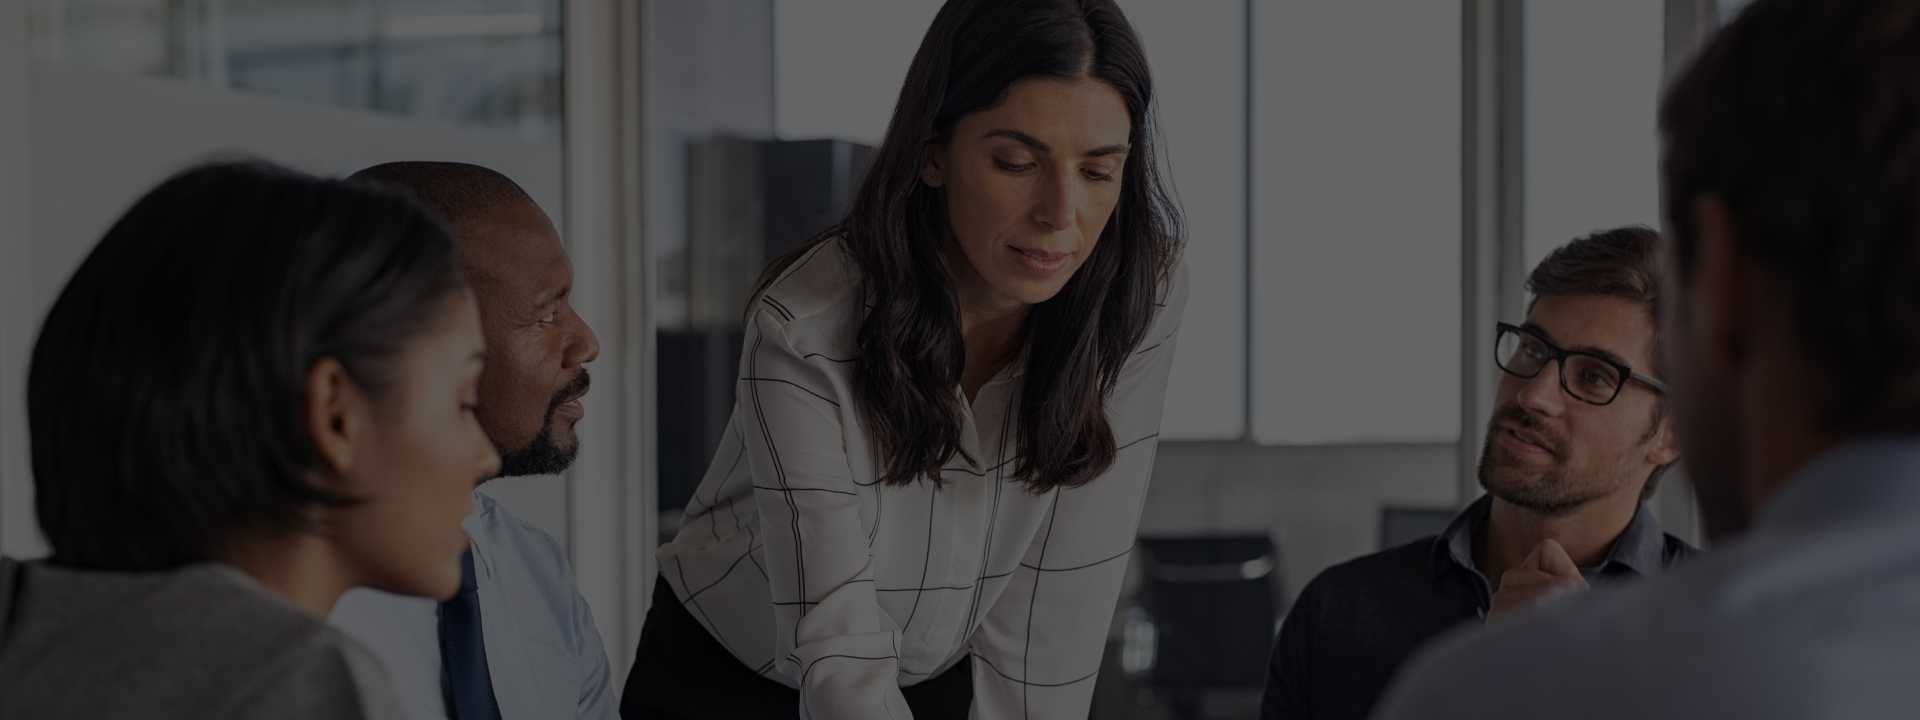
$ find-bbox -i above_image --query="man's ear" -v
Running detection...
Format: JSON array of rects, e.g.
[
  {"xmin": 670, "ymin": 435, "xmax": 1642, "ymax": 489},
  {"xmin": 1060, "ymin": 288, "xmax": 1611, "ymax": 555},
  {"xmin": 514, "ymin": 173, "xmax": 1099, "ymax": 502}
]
[
  {"xmin": 1690, "ymin": 195, "xmax": 1751, "ymax": 380},
  {"xmin": 1647, "ymin": 413, "xmax": 1681, "ymax": 468},
  {"xmin": 920, "ymin": 145, "xmax": 946, "ymax": 188},
  {"xmin": 305, "ymin": 357, "xmax": 365, "ymax": 478}
]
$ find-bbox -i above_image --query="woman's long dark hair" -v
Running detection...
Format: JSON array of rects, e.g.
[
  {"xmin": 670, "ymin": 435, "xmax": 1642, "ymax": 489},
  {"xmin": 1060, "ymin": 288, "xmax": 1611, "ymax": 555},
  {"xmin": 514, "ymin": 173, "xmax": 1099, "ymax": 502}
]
[{"xmin": 753, "ymin": 0, "xmax": 1179, "ymax": 492}]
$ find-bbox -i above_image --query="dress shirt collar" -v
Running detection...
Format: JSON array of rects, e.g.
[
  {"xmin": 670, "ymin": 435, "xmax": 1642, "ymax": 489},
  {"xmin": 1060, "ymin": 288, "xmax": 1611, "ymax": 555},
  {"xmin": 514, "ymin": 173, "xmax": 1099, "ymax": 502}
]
[
  {"xmin": 1598, "ymin": 496, "xmax": 1667, "ymax": 577},
  {"xmin": 1432, "ymin": 495, "xmax": 1492, "ymax": 580},
  {"xmin": 1430, "ymin": 494, "xmax": 1667, "ymax": 580},
  {"xmin": 1756, "ymin": 435, "xmax": 1920, "ymax": 532}
]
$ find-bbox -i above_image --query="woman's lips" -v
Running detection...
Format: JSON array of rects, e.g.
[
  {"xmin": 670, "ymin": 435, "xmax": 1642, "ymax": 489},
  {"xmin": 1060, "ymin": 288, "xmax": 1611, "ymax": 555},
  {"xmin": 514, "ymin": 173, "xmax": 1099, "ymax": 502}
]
[{"xmin": 1008, "ymin": 245, "xmax": 1070, "ymax": 278}]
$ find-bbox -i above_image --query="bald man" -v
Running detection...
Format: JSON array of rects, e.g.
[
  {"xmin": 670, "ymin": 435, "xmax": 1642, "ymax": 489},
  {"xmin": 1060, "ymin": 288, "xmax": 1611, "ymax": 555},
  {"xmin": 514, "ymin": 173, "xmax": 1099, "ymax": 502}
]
[{"xmin": 329, "ymin": 162, "xmax": 614, "ymax": 720}]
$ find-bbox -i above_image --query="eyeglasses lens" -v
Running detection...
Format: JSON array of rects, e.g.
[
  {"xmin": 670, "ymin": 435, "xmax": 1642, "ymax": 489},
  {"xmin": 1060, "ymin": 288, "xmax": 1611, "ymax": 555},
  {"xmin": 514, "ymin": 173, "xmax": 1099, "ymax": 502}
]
[
  {"xmin": 1497, "ymin": 328, "xmax": 1627, "ymax": 404},
  {"xmin": 1496, "ymin": 329, "xmax": 1546, "ymax": 376},
  {"xmin": 1563, "ymin": 355, "xmax": 1624, "ymax": 403}
]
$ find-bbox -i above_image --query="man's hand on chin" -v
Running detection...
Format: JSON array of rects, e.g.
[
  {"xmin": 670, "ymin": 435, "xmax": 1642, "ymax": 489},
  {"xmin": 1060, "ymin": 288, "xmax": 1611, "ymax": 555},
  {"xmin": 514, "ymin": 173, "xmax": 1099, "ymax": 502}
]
[{"xmin": 1487, "ymin": 539, "xmax": 1589, "ymax": 623}]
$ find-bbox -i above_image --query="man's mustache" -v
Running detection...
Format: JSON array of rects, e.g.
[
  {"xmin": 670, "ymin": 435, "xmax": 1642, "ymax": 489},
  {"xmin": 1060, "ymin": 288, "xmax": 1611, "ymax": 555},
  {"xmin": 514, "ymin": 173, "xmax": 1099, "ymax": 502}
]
[
  {"xmin": 1490, "ymin": 404, "xmax": 1567, "ymax": 456},
  {"xmin": 548, "ymin": 369, "xmax": 591, "ymax": 414}
]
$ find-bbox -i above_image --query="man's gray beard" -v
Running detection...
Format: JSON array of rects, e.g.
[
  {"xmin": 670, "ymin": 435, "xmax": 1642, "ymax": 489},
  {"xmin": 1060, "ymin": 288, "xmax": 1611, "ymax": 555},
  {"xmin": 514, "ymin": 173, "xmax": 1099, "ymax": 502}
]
[
  {"xmin": 495, "ymin": 416, "xmax": 579, "ymax": 478},
  {"xmin": 492, "ymin": 370, "xmax": 589, "ymax": 480},
  {"xmin": 1477, "ymin": 432, "xmax": 1596, "ymax": 516}
]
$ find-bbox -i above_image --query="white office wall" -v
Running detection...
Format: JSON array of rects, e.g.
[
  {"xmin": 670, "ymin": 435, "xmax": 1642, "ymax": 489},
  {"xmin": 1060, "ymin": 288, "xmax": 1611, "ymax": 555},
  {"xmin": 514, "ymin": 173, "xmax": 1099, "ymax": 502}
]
[
  {"xmin": 1251, "ymin": 1, "xmax": 1462, "ymax": 445},
  {"xmin": 1119, "ymin": 0, "xmax": 1248, "ymax": 440},
  {"xmin": 0, "ymin": 2, "xmax": 34, "ymax": 558},
  {"xmin": 772, "ymin": 0, "xmax": 943, "ymax": 145},
  {"xmin": 773, "ymin": 0, "xmax": 1248, "ymax": 439},
  {"xmin": 1, "ymin": 62, "xmax": 567, "ymax": 558},
  {"xmin": 1522, "ymin": 0, "xmax": 1664, "ymax": 271}
]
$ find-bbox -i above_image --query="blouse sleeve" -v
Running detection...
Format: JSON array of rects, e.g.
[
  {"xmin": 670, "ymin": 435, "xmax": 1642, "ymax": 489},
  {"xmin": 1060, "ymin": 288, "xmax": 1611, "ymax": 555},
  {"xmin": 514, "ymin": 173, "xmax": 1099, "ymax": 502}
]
[
  {"xmin": 968, "ymin": 258, "xmax": 1190, "ymax": 719},
  {"xmin": 741, "ymin": 307, "xmax": 913, "ymax": 720}
]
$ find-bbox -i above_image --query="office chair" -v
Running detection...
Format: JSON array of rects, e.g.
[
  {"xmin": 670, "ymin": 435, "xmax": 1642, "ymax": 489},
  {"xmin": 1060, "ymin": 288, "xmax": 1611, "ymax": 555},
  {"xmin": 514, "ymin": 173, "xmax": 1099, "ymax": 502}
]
[{"xmin": 1134, "ymin": 535, "xmax": 1282, "ymax": 720}]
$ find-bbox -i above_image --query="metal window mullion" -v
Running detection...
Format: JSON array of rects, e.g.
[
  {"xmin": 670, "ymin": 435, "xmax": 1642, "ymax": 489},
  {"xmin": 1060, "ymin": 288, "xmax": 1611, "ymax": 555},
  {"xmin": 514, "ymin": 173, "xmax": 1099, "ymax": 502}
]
[{"xmin": 1458, "ymin": 0, "xmax": 1526, "ymax": 508}]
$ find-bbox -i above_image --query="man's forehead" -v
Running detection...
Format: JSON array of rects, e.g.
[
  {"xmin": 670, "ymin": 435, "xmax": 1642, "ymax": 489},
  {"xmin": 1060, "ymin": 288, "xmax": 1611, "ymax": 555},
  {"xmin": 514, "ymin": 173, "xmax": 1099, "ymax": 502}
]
[
  {"xmin": 1524, "ymin": 294, "xmax": 1657, "ymax": 367},
  {"xmin": 454, "ymin": 202, "xmax": 571, "ymax": 294}
]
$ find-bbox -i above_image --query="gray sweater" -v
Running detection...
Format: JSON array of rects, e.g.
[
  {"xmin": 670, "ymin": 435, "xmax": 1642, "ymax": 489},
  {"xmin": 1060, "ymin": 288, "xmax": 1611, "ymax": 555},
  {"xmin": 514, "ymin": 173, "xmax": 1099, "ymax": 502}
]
[{"xmin": 0, "ymin": 558, "xmax": 406, "ymax": 720}]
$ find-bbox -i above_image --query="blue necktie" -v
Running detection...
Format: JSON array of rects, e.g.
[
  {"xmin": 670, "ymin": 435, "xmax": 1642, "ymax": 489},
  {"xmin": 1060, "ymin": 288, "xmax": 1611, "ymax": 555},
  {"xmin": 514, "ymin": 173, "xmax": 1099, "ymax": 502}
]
[{"xmin": 439, "ymin": 549, "xmax": 503, "ymax": 720}]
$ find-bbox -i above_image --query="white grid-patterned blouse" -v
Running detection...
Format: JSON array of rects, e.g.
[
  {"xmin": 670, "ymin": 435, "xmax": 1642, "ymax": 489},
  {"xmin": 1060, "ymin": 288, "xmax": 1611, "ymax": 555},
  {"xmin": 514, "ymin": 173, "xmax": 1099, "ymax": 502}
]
[{"xmin": 658, "ymin": 238, "xmax": 1187, "ymax": 719}]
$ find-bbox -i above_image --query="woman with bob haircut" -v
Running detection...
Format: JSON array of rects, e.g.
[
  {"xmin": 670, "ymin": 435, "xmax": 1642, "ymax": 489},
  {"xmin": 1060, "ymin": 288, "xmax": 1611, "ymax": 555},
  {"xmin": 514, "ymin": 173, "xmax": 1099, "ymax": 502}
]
[
  {"xmin": 627, "ymin": 0, "xmax": 1187, "ymax": 717},
  {"xmin": 0, "ymin": 161, "xmax": 500, "ymax": 719}
]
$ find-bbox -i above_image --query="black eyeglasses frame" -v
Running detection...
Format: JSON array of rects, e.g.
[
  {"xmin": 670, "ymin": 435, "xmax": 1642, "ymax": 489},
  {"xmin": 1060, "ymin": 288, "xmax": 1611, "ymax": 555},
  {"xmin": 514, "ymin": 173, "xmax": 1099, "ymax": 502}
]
[{"xmin": 1494, "ymin": 322, "xmax": 1669, "ymax": 406}]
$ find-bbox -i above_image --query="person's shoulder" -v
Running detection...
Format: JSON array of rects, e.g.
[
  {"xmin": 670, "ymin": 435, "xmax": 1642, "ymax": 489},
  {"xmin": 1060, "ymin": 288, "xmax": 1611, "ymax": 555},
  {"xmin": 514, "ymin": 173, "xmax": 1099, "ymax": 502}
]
[
  {"xmin": 1154, "ymin": 253, "xmax": 1190, "ymax": 320},
  {"xmin": 1286, "ymin": 537, "xmax": 1444, "ymax": 628},
  {"xmin": 229, "ymin": 625, "xmax": 409, "ymax": 720},
  {"xmin": 1166, "ymin": 251, "xmax": 1190, "ymax": 295},
  {"xmin": 162, "ymin": 563, "xmax": 327, "ymax": 636},
  {"xmin": 1122, "ymin": 253, "xmax": 1189, "ymax": 360},
  {"xmin": 1663, "ymin": 531, "xmax": 1702, "ymax": 566},
  {"xmin": 1372, "ymin": 536, "xmax": 1814, "ymax": 720},
  {"xmin": 1368, "ymin": 582, "xmax": 1648, "ymax": 720},
  {"xmin": 1, "ymin": 563, "xmax": 387, "ymax": 719},
  {"xmin": 1306, "ymin": 536, "xmax": 1441, "ymax": 594},
  {"xmin": 470, "ymin": 491, "xmax": 573, "ymax": 578},
  {"xmin": 754, "ymin": 237, "xmax": 861, "ymax": 326}
]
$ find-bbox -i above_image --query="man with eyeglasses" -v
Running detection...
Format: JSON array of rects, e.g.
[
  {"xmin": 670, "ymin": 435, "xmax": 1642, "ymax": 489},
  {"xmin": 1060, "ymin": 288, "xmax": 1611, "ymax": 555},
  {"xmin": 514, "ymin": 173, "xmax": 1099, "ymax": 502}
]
[
  {"xmin": 1377, "ymin": 3, "xmax": 1920, "ymax": 717},
  {"xmin": 1258, "ymin": 227, "xmax": 1694, "ymax": 720}
]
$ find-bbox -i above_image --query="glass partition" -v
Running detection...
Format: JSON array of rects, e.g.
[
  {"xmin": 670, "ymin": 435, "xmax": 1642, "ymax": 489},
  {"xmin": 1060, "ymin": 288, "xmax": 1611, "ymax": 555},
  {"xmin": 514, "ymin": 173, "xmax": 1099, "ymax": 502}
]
[{"xmin": 29, "ymin": 0, "xmax": 563, "ymax": 142}]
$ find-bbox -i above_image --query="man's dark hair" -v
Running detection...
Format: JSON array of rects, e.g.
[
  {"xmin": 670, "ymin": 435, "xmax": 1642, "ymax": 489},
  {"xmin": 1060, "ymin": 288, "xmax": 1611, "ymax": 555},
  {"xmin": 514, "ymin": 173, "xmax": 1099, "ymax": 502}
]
[
  {"xmin": 1663, "ymin": 0, "xmax": 1920, "ymax": 436},
  {"xmin": 30, "ymin": 161, "xmax": 466, "ymax": 571},
  {"xmin": 1526, "ymin": 226, "xmax": 1666, "ymax": 378},
  {"xmin": 347, "ymin": 161, "xmax": 536, "ymax": 229},
  {"xmin": 1525, "ymin": 226, "xmax": 1673, "ymax": 498}
]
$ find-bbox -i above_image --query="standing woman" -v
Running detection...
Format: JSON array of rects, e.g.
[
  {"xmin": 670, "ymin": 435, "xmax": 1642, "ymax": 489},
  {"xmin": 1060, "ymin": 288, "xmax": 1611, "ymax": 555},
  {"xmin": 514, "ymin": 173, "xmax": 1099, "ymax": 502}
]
[{"xmin": 626, "ymin": 1, "xmax": 1186, "ymax": 718}]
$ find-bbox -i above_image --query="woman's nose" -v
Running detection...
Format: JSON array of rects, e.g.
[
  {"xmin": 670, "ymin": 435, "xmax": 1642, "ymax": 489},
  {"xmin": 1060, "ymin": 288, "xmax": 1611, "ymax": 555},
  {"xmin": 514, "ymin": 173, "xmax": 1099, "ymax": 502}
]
[{"xmin": 1031, "ymin": 172, "xmax": 1077, "ymax": 231}]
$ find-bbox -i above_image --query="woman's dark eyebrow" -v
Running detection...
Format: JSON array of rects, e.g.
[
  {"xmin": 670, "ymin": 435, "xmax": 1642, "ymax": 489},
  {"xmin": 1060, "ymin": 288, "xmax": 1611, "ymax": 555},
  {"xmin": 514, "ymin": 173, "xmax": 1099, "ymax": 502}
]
[
  {"xmin": 981, "ymin": 129, "xmax": 1131, "ymax": 158},
  {"xmin": 982, "ymin": 129, "xmax": 1050, "ymax": 152}
]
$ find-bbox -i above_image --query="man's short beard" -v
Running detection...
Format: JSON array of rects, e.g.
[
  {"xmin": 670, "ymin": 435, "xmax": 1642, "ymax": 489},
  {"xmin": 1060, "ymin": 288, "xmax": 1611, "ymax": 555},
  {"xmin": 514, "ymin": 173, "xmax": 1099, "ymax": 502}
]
[
  {"xmin": 1476, "ymin": 406, "xmax": 1601, "ymax": 516},
  {"xmin": 496, "ymin": 370, "xmax": 589, "ymax": 478}
]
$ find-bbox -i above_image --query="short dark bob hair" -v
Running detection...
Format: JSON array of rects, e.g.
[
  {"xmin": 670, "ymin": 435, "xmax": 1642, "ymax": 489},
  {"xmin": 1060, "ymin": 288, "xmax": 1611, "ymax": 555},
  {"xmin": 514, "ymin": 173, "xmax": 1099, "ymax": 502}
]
[
  {"xmin": 1663, "ymin": 0, "xmax": 1920, "ymax": 436},
  {"xmin": 30, "ymin": 161, "xmax": 467, "ymax": 571}
]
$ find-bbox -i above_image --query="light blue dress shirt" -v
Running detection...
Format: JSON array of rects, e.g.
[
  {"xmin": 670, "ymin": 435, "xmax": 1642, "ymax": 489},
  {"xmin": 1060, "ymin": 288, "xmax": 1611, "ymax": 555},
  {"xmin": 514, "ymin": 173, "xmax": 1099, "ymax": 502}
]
[
  {"xmin": 330, "ymin": 490, "xmax": 617, "ymax": 720},
  {"xmin": 1373, "ymin": 437, "xmax": 1920, "ymax": 720}
]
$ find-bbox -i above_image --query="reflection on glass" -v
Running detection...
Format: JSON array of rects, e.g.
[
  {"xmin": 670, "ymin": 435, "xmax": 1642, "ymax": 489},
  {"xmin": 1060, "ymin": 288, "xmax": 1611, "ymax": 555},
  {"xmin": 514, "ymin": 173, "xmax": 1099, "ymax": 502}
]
[{"xmin": 28, "ymin": 0, "xmax": 563, "ymax": 142}]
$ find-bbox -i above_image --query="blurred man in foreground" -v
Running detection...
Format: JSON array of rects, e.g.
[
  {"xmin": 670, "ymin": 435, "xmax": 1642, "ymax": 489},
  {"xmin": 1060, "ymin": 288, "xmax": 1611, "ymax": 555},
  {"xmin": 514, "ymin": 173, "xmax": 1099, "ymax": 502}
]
[
  {"xmin": 1376, "ymin": 1, "xmax": 1920, "ymax": 717},
  {"xmin": 1261, "ymin": 227, "xmax": 1692, "ymax": 720}
]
